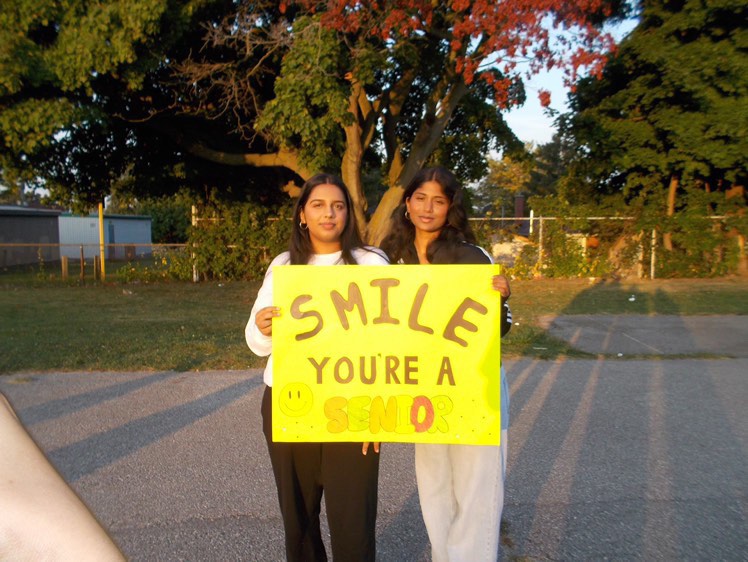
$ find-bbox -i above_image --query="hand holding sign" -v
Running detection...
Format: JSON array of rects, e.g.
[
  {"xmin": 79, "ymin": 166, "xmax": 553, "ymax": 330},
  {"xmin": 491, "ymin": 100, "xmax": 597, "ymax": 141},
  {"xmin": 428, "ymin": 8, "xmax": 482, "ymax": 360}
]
[
  {"xmin": 492, "ymin": 274, "xmax": 511, "ymax": 299},
  {"xmin": 255, "ymin": 306, "xmax": 280, "ymax": 336}
]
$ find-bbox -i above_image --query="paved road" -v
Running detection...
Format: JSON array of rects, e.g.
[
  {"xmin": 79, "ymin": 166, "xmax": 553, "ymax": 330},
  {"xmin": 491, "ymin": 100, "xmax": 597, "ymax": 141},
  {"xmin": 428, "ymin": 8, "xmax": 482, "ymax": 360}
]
[
  {"xmin": 539, "ymin": 314, "xmax": 748, "ymax": 358},
  {"xmin": 1, "ymin": 315, "xmax": 747, "ymax": 560}
]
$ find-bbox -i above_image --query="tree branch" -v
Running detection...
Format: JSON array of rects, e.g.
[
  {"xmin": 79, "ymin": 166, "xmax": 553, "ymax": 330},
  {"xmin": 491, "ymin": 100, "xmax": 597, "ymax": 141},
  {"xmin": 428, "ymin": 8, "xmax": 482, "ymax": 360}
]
[{"xmin": 181, "ymin": 140, "xmax": 313, "ymax": 180}]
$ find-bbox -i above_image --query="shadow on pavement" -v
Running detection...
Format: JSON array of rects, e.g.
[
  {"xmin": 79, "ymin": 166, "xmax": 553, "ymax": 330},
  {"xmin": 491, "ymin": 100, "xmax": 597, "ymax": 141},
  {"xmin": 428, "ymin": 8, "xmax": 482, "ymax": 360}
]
[
  {"xmin": 500, "ymin": 281, "xmax": 747, "ymax": 560},
  {"xmin": 17, "ymin": 371, "xmax": 182, "ymax": 425},
  {"xmin": 47, "ymin": 377, "xmax": 264, "ymax": 482}
]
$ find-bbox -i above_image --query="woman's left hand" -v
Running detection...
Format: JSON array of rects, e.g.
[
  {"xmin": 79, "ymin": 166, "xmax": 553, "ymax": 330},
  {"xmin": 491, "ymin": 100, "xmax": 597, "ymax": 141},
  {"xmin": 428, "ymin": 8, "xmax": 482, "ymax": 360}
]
[
  {"xmin": 362, "ymin": 442, "xmax": 380, "ymax": 455},
  {"xmin": 492, "ymin": 274, "xmax": 511, "ymax": 299}
]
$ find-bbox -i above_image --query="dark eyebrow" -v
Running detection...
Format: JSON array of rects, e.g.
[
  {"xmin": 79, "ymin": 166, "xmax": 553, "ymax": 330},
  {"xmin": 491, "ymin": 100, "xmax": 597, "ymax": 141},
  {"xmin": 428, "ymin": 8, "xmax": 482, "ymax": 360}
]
[{"xmin": 309, "ymin": 198, "xmax": 346, "ymax": 204}]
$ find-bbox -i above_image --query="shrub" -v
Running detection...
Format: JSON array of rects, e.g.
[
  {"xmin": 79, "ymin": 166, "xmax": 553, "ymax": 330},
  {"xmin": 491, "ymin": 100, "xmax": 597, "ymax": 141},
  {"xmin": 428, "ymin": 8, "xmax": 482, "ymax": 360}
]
[
  {"xmin": 189, "ymin": 200, "xmax": 293, "ymax": 281},
  {"xmin": 115, "ymin": 248, "xmax": 193, "ymax": 283}
]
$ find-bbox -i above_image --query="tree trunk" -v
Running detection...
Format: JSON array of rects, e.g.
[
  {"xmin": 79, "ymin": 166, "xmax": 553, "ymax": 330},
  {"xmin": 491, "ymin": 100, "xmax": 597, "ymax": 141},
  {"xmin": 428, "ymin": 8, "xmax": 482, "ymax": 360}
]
[
  {"xmin": 366, "ymin": 153, "xmax": 406, "ymax": 245},
  {"xmin": 340, "ymin": 89, "xmax": 369, "ymax": 236},
  {"xmin": 367, "ymin": 79, "xmax": 468, "ymax": 245},
  {"xmin": 738, "ymin": 234, "xmax": 747, "ymax": 276},
  {"xmin": 663, "ymin": 174, "xmax": 679, "ymax": 251},
  {"xmin": 367, "ymin": 185, "xmax": 405, "ymax": 245},
  {"xmin": 341, "ymin": 132, "xmax": 368, "ymax": 236}
]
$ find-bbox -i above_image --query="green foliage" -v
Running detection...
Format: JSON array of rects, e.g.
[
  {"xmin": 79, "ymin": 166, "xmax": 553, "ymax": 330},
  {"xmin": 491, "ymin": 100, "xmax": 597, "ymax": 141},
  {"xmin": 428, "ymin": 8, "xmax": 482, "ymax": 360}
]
[
  {"xmin": 0, "ymin": 0, "xmax": 171, "ymax": 95},
  {"xmin": 172, "ymin": 0, "xmax": 618, "ymax": 237},
  {"xmin": 257, "ymin": 16, "xmax": 352, "ymax": 172},
  {"xmin": 649, "ymin": 185, "xmax": 745, "ymax": 278},
  {"xmin": 116, "ymin": 248, "xmax": 193, "ymax": 283},
  {"xmin": 515, "ymin": 181, "xmax": 747, "ymax": 279},
  {"xmin": 473, "ymin": 152, "xmax": 533, "ymax": 215},
  {"xmin": 470, "ymin": 220, "xmax": 497, "ymax": 253},
  {"xmin": 134, "ymin": 194, "xmax": 193, "ymax": 244},
  {"xmin": 505, "ymin": 218, "xmax": 614, "ymax": 280},
  {"xmin": 565, "ymin": 0, "xmax": 748, "ymax": 198},
  {"xmin": 0, "ymin": 0, "xmax": 256, "ymax": 207},
  {"xmin": 423, "ymin": 75, "xmax": 524, "ymax": 184},
  {"xmin": 0, "ymin": 99, "xmax": 86, "ymax": 153},
  {"xmin": 528, "ymin": 131, "xmax": 577, "ymax": 198},
  {"xmin": 190, "ymin": 200, "xmax": 294, "ymax": 281},
  {"xmin": 2, "ymin": 0, "xmax": 620, "ymax": 232},
  {"xmin": 117, "ymin": 198, "xmax": 296, "ymax": 283}
]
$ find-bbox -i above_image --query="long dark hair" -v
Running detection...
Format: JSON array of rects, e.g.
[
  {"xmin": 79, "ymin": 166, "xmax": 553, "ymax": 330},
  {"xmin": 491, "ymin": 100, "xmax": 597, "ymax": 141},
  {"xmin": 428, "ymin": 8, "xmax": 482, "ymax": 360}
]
[
  {"xmin": 289, "ymin": 173, "xmax": 364, "ymax": 265},
  {"xmin": 380, "ymin": 166, "xmax": 475, "ymax": 264}
]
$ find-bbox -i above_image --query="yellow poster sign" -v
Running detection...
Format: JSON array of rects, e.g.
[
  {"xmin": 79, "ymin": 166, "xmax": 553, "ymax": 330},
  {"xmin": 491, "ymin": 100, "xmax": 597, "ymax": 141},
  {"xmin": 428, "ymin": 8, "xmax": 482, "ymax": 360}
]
[{"xmin": 272, "ymin": 264, "xmax": 502, "ymax": 445}]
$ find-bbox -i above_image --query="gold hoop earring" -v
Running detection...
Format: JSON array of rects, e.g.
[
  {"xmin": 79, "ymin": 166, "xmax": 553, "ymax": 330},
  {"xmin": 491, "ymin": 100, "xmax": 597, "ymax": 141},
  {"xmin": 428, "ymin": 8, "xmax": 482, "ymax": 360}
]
[
  {"xmin": 404, "ymin": 210, "xmax": 411, "ymax": 221},
  {"xmin": 299, "ymin": 221, "xmax": 308, "ymax": 231}
]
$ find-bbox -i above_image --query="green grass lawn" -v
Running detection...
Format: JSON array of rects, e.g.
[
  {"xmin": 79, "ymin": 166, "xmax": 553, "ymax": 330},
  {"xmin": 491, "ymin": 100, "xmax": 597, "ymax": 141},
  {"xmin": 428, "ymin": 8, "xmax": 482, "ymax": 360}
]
[{"xmin": 1, "ymin": 276, "xmax": 746, "ymax": 373}]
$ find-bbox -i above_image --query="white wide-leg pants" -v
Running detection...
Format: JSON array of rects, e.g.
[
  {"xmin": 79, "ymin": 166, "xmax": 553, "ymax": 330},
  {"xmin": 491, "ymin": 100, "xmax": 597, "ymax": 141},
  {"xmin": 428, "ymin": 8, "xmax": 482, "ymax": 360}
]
[{"xmin": 415, "ymin": 432, "xmax": 508, "ymax": 562}]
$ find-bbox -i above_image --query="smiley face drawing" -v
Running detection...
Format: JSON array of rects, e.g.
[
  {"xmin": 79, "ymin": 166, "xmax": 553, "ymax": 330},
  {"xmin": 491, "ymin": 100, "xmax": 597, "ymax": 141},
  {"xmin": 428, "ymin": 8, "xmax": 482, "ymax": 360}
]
[{"xmin": 278, "ymin": 383, "xmax": 313, "ymax": 417}]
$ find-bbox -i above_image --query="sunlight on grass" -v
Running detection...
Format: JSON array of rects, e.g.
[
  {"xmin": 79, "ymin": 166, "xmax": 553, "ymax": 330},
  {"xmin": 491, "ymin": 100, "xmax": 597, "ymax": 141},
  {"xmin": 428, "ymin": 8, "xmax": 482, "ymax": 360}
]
[{"xmin": 1, "ymin": 277, "xmax": 746, "ymax": 373}]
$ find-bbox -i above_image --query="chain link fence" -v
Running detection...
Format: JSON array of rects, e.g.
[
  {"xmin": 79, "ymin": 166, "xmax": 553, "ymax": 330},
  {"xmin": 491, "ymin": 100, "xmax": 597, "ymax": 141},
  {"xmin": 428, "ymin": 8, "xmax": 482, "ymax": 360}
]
[
  {"xmin": 470, "ymin": 215, "xmax": 745, "ymax": 279},
  {"xmin": 2, "ymin": 214, "xmax": 744, "ymax": 282},
  {"xmin": 0, "ymin": 243, "xmax": 190, "ymax": 282}
]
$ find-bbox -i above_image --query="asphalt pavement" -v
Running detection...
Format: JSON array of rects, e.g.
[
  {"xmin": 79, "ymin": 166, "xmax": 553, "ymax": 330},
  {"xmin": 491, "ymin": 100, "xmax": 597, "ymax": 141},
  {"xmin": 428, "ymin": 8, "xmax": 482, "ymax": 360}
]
[{"xmin": 1, "ymin": 315, "xmax": 746, "ymax": 561}]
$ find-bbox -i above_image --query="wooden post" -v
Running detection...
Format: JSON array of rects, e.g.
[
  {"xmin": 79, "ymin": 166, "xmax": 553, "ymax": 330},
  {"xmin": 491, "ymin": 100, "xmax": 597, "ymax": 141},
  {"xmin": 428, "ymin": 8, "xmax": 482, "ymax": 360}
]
[
  {"xmin": 61, "ymin": 256, "xmax": 68, "ymax": 280},
  {"xmin": 98, "ymin": 203, "xmax": 106, "ymax": 281},
  {"xmin": 637, "ymin": 231, "xmax": 644, "ymax": 279},
  {"xmin": 80, "ymin": 246, "xmax": 85, "ymax": 280},
  {"xmin": 650, "ymin": 229, "xmax": 657, "ymax": 279},
  {"xmin": 536, "ymin": 217, "xmax": 544, "ymax": 276},
  {"xmin": 191, "ymin": 205, "xmax": 199, "ymax": 283}
]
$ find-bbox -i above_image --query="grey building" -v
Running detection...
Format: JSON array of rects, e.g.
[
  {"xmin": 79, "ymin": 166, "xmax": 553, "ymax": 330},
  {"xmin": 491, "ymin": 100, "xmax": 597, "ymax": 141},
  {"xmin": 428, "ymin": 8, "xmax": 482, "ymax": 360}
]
[
  {"xmin": 58, "ymin": 214, "xmax": 153, "ymax": 260},
  {"xmin": 0, "ymin": 205, "xmax": 61, "ymax": 267}
]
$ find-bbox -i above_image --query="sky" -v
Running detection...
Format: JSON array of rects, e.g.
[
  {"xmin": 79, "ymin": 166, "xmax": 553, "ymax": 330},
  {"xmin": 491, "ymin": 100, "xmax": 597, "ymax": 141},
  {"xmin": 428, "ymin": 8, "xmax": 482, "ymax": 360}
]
[
  {"xmin": 504, "ymin": 67, "xmax": 568, "ymax": 146},
  {"xmin": 503, "ymin": 19, "xmax": 638, "ymax": 147}
]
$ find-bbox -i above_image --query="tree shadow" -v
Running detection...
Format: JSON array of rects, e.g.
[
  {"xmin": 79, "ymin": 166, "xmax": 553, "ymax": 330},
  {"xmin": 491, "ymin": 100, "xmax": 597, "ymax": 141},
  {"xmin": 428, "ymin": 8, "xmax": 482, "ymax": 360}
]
[
  {"xmin": 9, "ymin": 371, "xmax": 182, "ymax": 425},
  {"xmin": 0, "ymin": 373, "xmax": 264, "ymax": 483},
  {"xmin": 500, "ymin": 281, "xmax": 748, "ymax": 559}
]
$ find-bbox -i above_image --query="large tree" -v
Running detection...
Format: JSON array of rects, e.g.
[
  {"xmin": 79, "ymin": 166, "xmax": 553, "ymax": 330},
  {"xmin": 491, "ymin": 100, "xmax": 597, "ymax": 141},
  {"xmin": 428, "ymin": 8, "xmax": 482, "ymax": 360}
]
[
  {"xmin": 1, "ymin": 1, "xmax": 621, "ymax": 239},
  {"xmin": 0, "ymin": 0, "xmax": 296, "ymax": 210},
  {"xmin": 474, "ymin": 152, "xmax": 533, "ymax": 215},
  {"xmin": 179, "ymin": 0, "xmax": 621, "ymax": 241},
  {"xmin": 564, "ymin": 0, "xmax": 747, "ymax": 247}
]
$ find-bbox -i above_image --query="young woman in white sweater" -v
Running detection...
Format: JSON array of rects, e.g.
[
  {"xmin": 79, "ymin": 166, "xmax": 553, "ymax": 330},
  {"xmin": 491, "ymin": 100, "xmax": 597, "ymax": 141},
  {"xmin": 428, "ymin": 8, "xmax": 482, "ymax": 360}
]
[{"xmin": 245, "ymin": 173, "xmax": 388, "ymax": 562}]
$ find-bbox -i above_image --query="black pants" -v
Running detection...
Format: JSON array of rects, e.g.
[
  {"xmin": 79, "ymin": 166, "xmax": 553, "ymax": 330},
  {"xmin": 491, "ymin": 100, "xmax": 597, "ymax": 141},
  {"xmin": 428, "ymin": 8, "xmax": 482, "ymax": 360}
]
[{"xmin": 262, "ymin": 386, "xmax": 379, "ymax": 562}]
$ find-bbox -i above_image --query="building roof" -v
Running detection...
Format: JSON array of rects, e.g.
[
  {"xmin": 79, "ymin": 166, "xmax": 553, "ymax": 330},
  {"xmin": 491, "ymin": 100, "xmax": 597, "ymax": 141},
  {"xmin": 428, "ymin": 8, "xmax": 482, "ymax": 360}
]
[
  {"xmin": 0, "ymin": 205, "xmax": 151, "ymax": 220},
  {"xmin": 0, "ymin": 205, "xmax": 63, "ymax": 217},
  {"xmin": 60, "ymin": 212, "xmax": 152, "ymax": 221}
]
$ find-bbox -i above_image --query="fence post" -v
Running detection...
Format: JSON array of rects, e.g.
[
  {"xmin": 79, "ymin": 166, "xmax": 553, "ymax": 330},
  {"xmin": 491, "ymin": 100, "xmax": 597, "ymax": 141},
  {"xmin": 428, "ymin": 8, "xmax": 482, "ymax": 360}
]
[
  {"xmin": 650, "ymin": 229, "xmax": 657, "ymax": 279},
  {"xmin": 61, "ymin": 256, "xmax": 68, "ymax": 280},
  {"xmin": 191, "ymin": 205, "xmax": 199, "ymax": 283},
  {"xmin": 537, "ymin": 217, "xmax": 544, "ymax": 275},
  {"xmin": 79, "ymin": 246, "xmax": 85, "ymax": 280},
  {"xmin": 637, "ymin": 231, "xmax": 644, "ymax": 279},
  {"xmin": 98, "ymin": 202, "xmax": 106, "ymax": 281}
]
